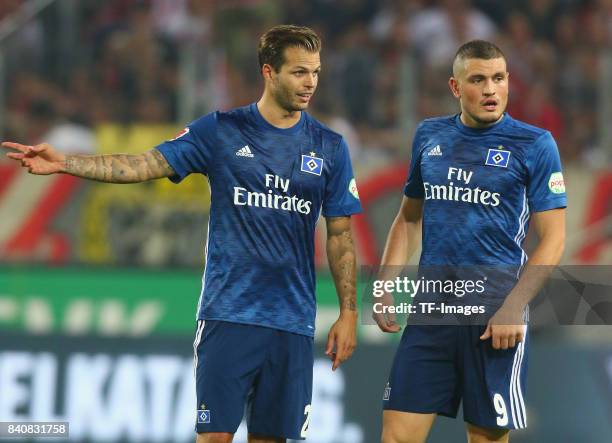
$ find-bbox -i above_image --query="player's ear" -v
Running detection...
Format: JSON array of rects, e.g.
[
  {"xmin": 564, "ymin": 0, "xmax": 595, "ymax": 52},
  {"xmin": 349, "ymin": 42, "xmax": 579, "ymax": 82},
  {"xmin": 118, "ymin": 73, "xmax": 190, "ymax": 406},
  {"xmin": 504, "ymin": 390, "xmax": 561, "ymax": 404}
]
[
  {"xmin": 449, "ymin": 77, "xmax": 460, "ymax": 99},
  {"xmin": 262, "ymin": 64, "xmax": 274, "ymax": 81}
]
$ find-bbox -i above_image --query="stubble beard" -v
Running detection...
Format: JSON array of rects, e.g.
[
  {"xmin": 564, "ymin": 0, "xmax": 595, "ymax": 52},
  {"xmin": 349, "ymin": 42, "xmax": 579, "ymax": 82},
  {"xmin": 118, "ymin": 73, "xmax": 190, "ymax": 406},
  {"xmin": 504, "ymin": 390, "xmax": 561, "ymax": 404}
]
[
  {"xmin": 466, "ymin": 102, "xmax": 507, "ymax": 127},
  {"xmin": 272, "ymin": 79, "xmax": 306, "ymax": 113}
]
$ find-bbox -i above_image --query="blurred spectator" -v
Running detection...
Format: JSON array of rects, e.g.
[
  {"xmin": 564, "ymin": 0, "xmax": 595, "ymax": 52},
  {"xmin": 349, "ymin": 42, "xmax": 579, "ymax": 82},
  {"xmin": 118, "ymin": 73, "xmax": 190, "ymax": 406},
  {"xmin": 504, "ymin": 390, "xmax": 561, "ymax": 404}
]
[
  {"xmin": 520, "ymin": 0, "xmax": 565, "ymax": 42},
  {"xmin": 583, "ymin": 0, "xmax": 612, "ymax": 48},
  {"xmin": 502, "ymin": 11, "xmax": 536, "ymax": 84},
  {"xmin": 0, "ymin": 0, "xmax": 44, "ymax": 74},
  {"xmin": 338, "ymin": 23, "xmax": 376, "ymax": 124},
  {"xmin": 26, "ymin": 99, "xmax": 96, "ymax": 154},
  {"xmin": 1, "ymin": 0, "xmax": 609, "ymax": 167},
  {"xmin": 316, "ymin": 0, "xmax": 377, "ymax": 43},
  {"xmin": 472, "ymin": 0, "xmax": 513, "ymax": 26},
  {"xmin": 517, "ymin": 81, "xmax": 564, "ymax": 141},
  {"xmin": 408, "ymin": 0, "xmax": 497, "ymax": 67},
  {"xmin": 87, "ymin": 1, "xmax": 179, "ymax": 122},
  {"xmin": 369, "ymin": 0, "xmax": 421, "ymax": 44},
  {"xmin": 151, "ymin": 0, "xmax": 215, "ymax": 44},
  {"xmin": 1, "ymin": 0, "xmax": 611, "ymax": 269}
]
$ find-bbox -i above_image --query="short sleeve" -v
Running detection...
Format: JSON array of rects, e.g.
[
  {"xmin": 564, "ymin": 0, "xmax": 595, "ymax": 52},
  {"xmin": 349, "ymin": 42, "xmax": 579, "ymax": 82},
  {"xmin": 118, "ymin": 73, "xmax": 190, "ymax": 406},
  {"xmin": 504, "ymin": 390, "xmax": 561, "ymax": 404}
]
[
  {"xmin": 322, "ymin": 138, "xmax": 363, "ymax": 217},
  {"xmin": 403, "ymin": 123, "xmax": 425, "ymax": 198},
  {"xmin": 526, "ymin": 131, "xmax": 567, "ymax": 212},
  {"xmin": 155, "ymin": 112, "xmax": 217, "ymax": 183}
]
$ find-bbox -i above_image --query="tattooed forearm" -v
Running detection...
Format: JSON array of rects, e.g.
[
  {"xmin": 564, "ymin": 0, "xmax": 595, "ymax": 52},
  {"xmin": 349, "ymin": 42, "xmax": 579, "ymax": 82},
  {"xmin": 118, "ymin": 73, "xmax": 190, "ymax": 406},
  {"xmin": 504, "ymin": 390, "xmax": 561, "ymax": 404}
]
[
  {"xmin": 327, "ymin": 218, "xmax": 357, "ymax": 312},
  {"xmin": 63, "ymin": 149, "xmax": 174, "ymax": 183}
]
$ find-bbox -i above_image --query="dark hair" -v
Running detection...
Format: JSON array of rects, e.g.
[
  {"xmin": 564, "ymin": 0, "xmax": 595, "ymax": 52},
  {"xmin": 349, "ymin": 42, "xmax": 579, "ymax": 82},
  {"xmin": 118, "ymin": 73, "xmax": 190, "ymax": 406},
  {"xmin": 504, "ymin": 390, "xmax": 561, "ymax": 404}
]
[
  {"xmin": 258, "ymin": 25, "xmax": 321, "ymax": 72},
  {"xmin": 454, "ymin": 40, "xmax": 505, "ymax": 63}
]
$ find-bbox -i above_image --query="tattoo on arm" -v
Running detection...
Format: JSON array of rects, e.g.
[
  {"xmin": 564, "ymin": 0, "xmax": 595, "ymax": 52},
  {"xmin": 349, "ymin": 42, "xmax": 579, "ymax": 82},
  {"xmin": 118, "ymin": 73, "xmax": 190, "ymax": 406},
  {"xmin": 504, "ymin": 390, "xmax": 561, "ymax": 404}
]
[
  {"xmin": 64, "ymin": 149, "xmax": 175, "ymax": 183},
  {"xmin": 327, "ymin": 219, "xmax": 357, "ymax": 311}
]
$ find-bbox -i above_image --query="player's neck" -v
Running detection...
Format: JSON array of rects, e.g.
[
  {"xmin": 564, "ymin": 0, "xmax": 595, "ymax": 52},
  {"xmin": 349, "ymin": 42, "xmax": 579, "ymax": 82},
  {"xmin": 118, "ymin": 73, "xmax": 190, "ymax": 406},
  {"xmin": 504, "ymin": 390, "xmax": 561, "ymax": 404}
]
[
  {"xmin": 256, "ymin": 96, "xmax": 302, "ymax": 129},
  {"xmin": 460, "ymin": 112, "xmax": 504, "ymax": 129}
]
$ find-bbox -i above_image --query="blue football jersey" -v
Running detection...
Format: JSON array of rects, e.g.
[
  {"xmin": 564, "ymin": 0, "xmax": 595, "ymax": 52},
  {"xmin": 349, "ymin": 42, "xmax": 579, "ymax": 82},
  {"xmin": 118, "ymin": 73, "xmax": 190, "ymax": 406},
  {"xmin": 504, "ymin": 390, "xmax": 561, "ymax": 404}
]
[
  {"xmin": 405, "ymin": 113, "xmax": 567, "ymax": 266},
  {"xmin": 156, "ymin": 103, "xmax": 362, "ymax": 336}
]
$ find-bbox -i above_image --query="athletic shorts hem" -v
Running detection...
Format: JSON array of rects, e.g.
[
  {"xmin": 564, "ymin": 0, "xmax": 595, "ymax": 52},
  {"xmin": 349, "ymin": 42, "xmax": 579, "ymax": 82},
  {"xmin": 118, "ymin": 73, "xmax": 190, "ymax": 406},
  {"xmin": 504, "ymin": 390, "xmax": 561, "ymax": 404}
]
[
  {"xmin": 248, "ymin": 428, "xmax": 304, "ymax": 441},
  {"xmin": 463, "ymin": 417, "xmax": 522, "ymax": 431},
  {"xmin": 198, "ymin": 316, "xmax": 315, "ymax": 338},
  {"xmin": 382, "ymin": 404, "xmax": 458, "ymax": 419},
  {"xmin": 195, "ymin": 425, "xmax": 239, "ymax": 434}
]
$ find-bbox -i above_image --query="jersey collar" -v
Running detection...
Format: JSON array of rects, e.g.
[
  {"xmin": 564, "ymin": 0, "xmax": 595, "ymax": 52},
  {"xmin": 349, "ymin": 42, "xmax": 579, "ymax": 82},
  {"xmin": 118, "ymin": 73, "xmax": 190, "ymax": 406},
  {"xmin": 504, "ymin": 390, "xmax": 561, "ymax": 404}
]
[
  {"xmin": 454, "ymin": 112, "xmax": 510, "ymax": 135},
  {"xmin": 250, "ymin": 103, "xmax": 306, "ymax": 135}
]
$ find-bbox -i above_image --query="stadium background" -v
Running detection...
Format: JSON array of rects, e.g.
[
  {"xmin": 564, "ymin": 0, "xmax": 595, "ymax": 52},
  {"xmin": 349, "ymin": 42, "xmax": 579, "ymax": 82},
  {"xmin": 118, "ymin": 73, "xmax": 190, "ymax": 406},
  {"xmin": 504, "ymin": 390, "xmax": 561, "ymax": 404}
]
[{"xmin": 0, "ymin": 0, "xmax": 610, "ymax": 441}]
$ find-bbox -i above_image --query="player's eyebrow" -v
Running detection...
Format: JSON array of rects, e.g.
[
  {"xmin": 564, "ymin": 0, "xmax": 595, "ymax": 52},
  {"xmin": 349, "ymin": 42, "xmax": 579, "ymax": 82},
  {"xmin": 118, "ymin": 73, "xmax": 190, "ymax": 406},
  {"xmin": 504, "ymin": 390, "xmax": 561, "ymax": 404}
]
[
  {"xmin": 467, "ymin": 71, "xmax": 506, "ymax": 80},
  {"xmin": 292, "ymin": 65, "xmax": 321, "ymax": 72}
]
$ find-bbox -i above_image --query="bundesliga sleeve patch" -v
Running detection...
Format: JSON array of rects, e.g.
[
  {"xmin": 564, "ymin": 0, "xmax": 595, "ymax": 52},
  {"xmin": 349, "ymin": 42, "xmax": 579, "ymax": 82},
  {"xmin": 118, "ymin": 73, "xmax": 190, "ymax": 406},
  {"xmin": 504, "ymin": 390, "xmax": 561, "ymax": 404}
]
[
  {"xmin": 485, "ymin": 148, "xmax": 511, "ymax": 168},
  {"xmin": 548, "ymin": 172, "xmax": 565, "ymax": 194},
  {"xmin": 301, "ymin": 154, "xmax": 323, "ymax": 176},
  {"xmin": 349, "ymin": 178, "xmax": 360, "ymax": 199},
  {"xmin": 171, "ymin": 127, "xmax": 190, "ymax": 140}
]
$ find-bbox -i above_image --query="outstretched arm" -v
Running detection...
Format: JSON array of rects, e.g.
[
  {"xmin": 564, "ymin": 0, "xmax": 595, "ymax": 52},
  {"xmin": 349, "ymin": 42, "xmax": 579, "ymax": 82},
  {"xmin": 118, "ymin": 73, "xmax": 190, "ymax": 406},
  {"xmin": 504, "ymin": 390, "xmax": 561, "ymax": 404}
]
[
  {"xmin": 63, "ymin": 149, "xmax": 175, "ymax": 183},
  {"xmin": 325, "ymin": 215, "xmax": 358, "ymax": 371},
  {"xmin": 3, "ymin": 142, "xmax": 175, "ymax": 183}
]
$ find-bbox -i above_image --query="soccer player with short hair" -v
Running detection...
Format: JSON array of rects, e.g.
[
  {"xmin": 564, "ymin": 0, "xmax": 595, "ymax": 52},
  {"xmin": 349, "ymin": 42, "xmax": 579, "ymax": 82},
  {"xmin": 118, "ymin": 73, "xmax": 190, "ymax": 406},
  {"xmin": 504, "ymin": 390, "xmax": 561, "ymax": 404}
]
[
  {"xmin": 374, "ymin": 40, "xmax": 566, "ymax": 443},
  {"xmin": 4, "ymin": 25, "xmax": 362, "ymax": 443}
]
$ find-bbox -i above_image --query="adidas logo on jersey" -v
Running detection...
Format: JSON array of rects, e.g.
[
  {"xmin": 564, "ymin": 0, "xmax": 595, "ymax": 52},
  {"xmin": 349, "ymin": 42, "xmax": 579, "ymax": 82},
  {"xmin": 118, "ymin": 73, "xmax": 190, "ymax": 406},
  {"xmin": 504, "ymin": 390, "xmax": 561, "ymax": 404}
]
[
  {"xmin": 236, "ymin": 145, "xmax": 254, "ymax": 158},
  {"xmin": 428, "ymin": 145, "xmax": 442, "ymax": 156}
]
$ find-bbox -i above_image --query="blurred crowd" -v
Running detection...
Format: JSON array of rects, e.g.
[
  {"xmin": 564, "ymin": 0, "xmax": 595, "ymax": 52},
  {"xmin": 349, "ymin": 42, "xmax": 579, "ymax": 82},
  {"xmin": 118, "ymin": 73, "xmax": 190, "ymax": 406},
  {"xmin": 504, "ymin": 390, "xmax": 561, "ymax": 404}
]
[{"xmin": 2, "ymin": 0, "xmax": 612, "ymax": 166}]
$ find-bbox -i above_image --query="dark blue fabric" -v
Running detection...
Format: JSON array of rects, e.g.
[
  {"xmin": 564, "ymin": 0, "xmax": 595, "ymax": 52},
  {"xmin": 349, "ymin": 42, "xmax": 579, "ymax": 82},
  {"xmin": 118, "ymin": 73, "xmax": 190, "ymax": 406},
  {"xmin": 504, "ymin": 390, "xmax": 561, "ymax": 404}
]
[
  {"xmin": 383, "ymin": 325, "xmax": 529, "ymax": 430},
  {"xmin": 404, "ymin": 113, "xmax": 567, "ymax": 266},
  {"xmin": 156, "ymin": 104, "xmax": 362, "ymax": 336},
  {"xmin": 194, "ymin": 320, "xmax": 313, "ymax": 439}
]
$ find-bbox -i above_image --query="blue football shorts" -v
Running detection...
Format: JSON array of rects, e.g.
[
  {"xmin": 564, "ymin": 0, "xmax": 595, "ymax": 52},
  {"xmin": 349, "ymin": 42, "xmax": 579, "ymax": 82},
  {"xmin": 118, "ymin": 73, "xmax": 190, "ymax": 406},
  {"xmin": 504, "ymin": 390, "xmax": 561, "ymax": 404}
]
[
  {"xmin": 193, "ymin": 320, "xmax": 314, "ymax": 439},
  {"xmin": 383, "ymin": 324, "xmax": 528, "ymax": 430}
]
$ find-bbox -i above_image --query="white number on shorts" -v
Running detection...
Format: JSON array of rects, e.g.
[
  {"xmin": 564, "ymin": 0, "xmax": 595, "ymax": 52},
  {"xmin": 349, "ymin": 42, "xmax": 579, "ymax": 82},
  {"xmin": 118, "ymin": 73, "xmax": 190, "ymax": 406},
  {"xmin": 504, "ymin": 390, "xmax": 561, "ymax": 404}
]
[
  {"xmin": 300, "ymin": 404, "xmax": 312, "ymax": 438},
  {"xmin": 493, "ymin": 393, "xmax": 508, "ymax": 426}
]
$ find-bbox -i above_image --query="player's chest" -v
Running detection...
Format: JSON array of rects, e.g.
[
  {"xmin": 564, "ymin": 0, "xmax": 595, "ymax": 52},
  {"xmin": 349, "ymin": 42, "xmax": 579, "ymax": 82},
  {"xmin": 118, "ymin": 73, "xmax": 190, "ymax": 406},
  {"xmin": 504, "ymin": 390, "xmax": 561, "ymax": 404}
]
[
  {"xmin": 214, "ymin": 136, "xmax": 328, "ymax": 195},
  {"xmin": 419, "ymin": 139, "xmax": 526, "ymax": 189}
]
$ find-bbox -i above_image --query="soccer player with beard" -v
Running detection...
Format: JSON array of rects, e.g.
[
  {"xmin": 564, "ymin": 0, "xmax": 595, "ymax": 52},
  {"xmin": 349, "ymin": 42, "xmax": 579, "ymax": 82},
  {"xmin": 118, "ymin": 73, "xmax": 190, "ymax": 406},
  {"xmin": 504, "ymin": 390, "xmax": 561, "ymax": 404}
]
[
  {"xmin": 4, "ymin": 25, "xmax": 362, "ymax": 443},
  {"xmin": 374, "ymin": 40, "xmax": 566, "ymax": 443}
]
